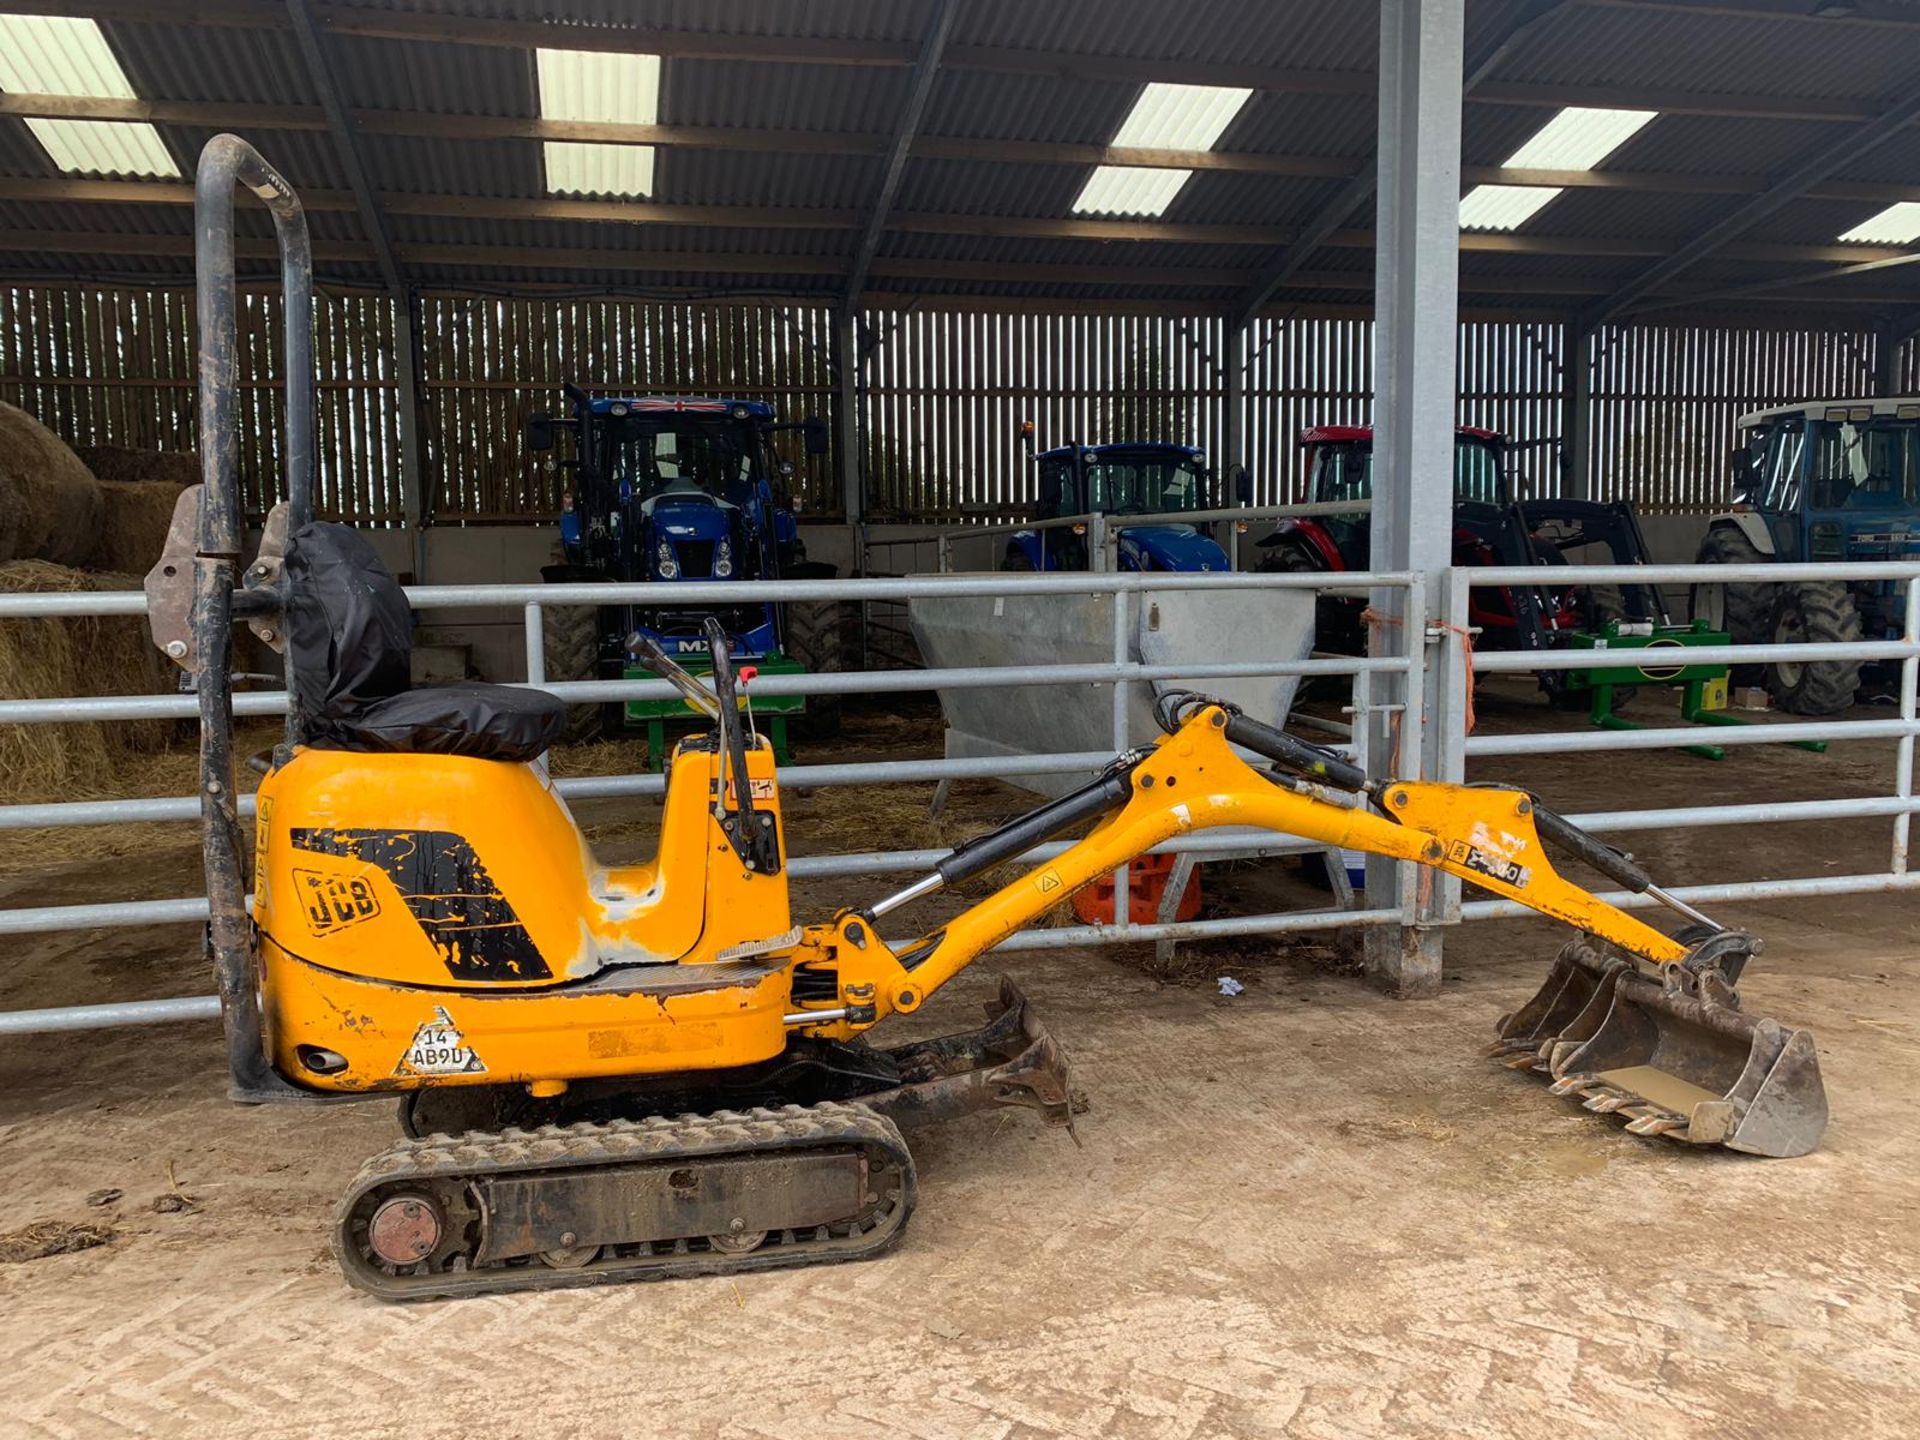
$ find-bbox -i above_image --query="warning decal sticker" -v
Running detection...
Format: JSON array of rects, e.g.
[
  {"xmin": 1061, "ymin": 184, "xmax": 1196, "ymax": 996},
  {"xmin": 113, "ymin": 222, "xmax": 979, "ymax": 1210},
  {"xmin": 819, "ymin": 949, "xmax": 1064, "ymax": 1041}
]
[{"xmin": 396, "ymin": 1007, "xmax": 487, "ymax": 1077}]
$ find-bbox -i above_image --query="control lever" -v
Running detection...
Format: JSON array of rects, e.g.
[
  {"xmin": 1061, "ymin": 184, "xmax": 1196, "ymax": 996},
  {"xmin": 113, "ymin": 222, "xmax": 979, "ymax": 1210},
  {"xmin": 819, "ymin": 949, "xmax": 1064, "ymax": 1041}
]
[
  {"xmin": 626, "ymin": 631, "xmax": 723, "ymax": 718},
  {"xmin": 700, "ymin": 618, "xmax": 780, "ymax": 876}
]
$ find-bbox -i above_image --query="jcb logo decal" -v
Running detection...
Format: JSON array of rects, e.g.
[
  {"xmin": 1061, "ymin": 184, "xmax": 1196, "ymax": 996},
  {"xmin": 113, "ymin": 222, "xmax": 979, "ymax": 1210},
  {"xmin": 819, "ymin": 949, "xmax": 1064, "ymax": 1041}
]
[{"xmin": 294, "ymin": 868, "xmax": 381, "ymax": 935}]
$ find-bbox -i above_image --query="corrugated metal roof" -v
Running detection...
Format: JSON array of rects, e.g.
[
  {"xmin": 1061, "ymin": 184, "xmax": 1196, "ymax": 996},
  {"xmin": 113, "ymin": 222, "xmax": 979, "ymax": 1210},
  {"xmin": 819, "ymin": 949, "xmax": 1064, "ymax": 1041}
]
[{"xmin": 0, "ymin": 0, "xmax": 1912, "ymax": 317}]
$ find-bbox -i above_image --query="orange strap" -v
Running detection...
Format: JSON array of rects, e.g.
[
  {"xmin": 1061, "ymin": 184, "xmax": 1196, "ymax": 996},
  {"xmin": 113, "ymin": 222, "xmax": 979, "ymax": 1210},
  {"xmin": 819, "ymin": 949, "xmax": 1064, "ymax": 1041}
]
[{"xmin": 1359, "ymin": 606, "xmax": 1476, "ymax": 738}]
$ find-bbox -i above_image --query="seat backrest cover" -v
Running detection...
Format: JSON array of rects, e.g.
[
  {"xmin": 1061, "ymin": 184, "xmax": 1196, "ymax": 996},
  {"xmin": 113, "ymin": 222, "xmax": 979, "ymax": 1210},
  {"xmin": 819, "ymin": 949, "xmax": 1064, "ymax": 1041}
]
[{"xmin": 283, "ymin": 520, "xmax": 412, "ymax": 742}]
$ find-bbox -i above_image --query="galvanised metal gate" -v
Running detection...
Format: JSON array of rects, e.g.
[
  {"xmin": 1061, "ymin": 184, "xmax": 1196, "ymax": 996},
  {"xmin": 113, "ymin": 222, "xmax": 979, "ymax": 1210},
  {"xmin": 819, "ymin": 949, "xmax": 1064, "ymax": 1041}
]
[
  {"xmin": 1, "ymin": 560, "xmax": 1915, "ymax": 1038},
  {"xmin": 0, "ymin": 566, "xmax": 1419, "ymax": 1036}
]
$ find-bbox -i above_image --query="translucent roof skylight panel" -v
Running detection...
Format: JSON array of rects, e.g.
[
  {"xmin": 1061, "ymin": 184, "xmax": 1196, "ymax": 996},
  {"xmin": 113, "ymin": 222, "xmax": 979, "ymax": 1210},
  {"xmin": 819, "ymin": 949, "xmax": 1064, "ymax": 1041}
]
[
  {"xmin": 535, "ymin": 48, "xmax": 661, "ymax": 125},
  {"xmin": 0, "ymin": 15, "xmax": 139, "ymax": 98},
  {"xmin": 1838, "ymin": 202, "xmax": 1920, "ymax": 246},
  {"xmin": 1072, "ymin": 165, "xmax": 1191, "ymax": 218},
  {"xmin": 536, "ymin": 47, "xmax": 660, "ymax": 197},
  {"xmin": 1458, "ymin": 184, "xmax": 1561, "ymax": 233},
  {"xmin": 1502, "ymin": 107, "xmax": 1657, "ymax": 172},
  {"xmin": 544, "ymin": 140, "xmax": 656, "ymax": 199},
  {"xmin": 25, "ymin": 118, "xmax": 178, "ymax": 178},
  {"xmin": 1109, "ymin": 82, "xmax": 1254, "ymax": 151}
]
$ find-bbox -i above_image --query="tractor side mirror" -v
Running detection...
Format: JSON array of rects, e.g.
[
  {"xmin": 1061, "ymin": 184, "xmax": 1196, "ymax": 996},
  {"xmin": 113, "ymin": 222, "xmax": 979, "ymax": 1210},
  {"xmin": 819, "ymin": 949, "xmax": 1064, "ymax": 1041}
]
[
  {"xmin": 779, "ymin": 459, "xmax": 796, "ymax": 477},
  {"xmin": 1228, "ymin": 463, "xmax": 1252, "ymax": 505},
  {"xmin": 525, "ymin": 413, "xmax": 556, "ymax": 452},
  {"xmin": 802, "ymin": 416, "xmax": 830, "ymax": 455},
  {"xmin": 1017, "ymin": 418, "xmax": 1037, "ymax": 458}
]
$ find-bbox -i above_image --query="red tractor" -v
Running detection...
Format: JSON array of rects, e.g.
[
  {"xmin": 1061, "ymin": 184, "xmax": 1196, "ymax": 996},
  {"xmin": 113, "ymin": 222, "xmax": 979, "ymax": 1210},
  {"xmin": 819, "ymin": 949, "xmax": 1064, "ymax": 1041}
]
[{"xmin": 1255, "ymin": 425, "xmax": 1664, "ymax": 701}]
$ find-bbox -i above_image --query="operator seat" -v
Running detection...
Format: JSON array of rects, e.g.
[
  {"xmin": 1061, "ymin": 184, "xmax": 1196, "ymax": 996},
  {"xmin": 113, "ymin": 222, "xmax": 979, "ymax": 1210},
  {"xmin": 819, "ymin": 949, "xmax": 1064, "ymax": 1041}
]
[{"xmin": 282, "ymin": 521, "xmax": 566, "ymax": 762}]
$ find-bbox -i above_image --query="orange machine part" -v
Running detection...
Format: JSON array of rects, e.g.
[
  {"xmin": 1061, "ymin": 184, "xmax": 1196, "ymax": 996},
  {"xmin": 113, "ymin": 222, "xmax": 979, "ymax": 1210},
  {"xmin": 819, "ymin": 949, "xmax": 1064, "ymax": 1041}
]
[{"xmin": 1070, "ymin": 851, "xmax": 1203, "ymax": 926}]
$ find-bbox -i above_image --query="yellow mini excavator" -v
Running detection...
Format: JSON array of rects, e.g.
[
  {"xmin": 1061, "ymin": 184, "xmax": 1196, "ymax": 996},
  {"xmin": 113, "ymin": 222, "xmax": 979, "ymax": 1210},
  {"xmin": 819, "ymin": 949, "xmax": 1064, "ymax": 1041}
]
[{"xmin": 153, "ymin": 136, "xmax": 1828, "ymax": 1301}]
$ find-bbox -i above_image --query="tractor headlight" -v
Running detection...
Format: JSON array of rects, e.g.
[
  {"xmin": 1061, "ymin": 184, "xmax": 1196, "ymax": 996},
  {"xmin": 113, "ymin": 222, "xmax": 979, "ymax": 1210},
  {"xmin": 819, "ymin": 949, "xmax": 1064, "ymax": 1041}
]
[
  {"xmin": 655, "ymin": 539, "xmax": 680, "ymax": 579},
  {"xmin": 713, "ymin": 538, "xmax": 734, "ymax": 578}
]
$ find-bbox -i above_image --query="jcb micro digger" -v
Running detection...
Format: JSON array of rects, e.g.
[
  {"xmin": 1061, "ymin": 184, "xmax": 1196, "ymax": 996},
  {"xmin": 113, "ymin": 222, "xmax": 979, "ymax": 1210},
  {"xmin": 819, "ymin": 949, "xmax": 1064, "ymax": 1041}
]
[{"xmin": 158, "ymin": 136, "xmax": 1829, "ymax": 1301}]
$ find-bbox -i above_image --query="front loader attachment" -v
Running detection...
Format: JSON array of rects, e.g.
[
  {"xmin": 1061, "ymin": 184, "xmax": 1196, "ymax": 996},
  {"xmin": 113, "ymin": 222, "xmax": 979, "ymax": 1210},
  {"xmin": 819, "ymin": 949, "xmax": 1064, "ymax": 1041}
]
[{"xmin": 1494, "ymin": 935, "xmax": 1827, "ymax": 1158}]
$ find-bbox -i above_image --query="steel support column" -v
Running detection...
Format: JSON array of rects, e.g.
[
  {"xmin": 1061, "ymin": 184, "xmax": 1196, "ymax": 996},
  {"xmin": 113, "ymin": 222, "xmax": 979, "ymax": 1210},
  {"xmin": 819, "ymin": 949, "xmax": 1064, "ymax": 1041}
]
[
  {"xmin": 835, "ymin": 305, "xmax": 863, "ymax": 526},
  {"xmin": 1875, "ymin": 318, "xmax": 1904, "ymax": 397},
  {"xmin": 1224, "ymin": 320, "xmax": 1246, "ymax": 483},
  {"xmin": 1363, "ymin": 0, "xmax": 1466, "ymax": 999},
  {"xmin": 1565, "ymin": 321, "xmax": 1593, "ymax": 499}
]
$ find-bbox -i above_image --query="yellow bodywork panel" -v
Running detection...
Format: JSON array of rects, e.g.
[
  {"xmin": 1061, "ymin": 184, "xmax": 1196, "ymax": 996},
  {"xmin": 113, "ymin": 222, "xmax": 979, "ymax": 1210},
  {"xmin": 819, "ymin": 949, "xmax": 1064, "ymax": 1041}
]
[
  {"xmin": 254, "ymin": 706, "xmax": 1686, "ymax": 1095},
  {"xmin": 255, "ymin": 735, "xmax": 794, "ymax": 1092}
]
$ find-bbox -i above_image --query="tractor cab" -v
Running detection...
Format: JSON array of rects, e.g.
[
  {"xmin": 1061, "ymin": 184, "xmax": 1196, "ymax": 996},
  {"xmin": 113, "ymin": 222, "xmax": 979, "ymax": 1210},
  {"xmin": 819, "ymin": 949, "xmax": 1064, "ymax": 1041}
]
[
  {"xmin": 1269, "ymin": 424, "xmax": 1510, "ymax": 571},
  {"xmin": 1006, "ymin": 438, "xmax": 1230, "ymax": 572},
  {"xmin": 526, "ymin": 389, "xmax": 841, "ymax": 744},
  {"xmin": 1732, "ymin": 400, "xmax": 1920, "ymax": 570}
]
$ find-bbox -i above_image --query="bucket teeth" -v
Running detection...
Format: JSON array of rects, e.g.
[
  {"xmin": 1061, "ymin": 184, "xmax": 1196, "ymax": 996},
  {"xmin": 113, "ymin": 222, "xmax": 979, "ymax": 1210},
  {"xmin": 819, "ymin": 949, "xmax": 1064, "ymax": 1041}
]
[{"xmin": 1623, "ymin": 1113, "xmax": 1687, "ymax": 1138}]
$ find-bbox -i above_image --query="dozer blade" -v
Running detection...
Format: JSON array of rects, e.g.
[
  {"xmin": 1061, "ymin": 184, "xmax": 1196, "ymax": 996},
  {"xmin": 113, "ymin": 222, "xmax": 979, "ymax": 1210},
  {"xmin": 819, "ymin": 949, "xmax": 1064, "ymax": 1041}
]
[
  {"xmin": 1545, "ymin": 966, "xmax": 1828, "ymax": 1158},
  {"xmin": 1487, "ymin": 938, "xmax": 1631, "ymax": 1075}
]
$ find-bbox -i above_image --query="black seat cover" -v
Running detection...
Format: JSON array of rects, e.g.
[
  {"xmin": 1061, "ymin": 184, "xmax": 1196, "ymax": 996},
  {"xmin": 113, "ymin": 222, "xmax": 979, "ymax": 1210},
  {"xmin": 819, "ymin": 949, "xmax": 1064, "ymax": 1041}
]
[{"xmin": 282, "ymin": 521, "xmax": 565, "ymax": 762}]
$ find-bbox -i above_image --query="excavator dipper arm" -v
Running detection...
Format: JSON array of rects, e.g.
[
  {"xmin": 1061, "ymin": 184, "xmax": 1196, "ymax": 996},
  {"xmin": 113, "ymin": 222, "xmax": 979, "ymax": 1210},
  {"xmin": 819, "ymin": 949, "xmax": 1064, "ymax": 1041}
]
[{"xmin": 794, "ymin": 704, "xmax": 1687, "ymax": 1036}]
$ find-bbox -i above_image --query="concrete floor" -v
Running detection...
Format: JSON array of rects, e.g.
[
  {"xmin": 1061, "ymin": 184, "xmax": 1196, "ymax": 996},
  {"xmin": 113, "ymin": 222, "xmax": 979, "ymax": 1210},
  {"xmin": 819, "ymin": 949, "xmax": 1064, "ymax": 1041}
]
[{"xmin": 2, "ymin": 687, "xmax": 1917, "ymax": 1438}]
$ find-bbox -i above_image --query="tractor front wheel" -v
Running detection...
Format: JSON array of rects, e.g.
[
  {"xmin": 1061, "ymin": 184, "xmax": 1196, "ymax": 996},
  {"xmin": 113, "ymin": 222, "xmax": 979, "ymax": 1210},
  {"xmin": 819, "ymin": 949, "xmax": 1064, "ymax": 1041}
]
[
  {"xmin": 1765, "ymin": 581, "xmax": 1862, "ymax": 716},
  {"xmin": 1691, "ymin": 524, "xmax": 1773, "ymax": 645}
]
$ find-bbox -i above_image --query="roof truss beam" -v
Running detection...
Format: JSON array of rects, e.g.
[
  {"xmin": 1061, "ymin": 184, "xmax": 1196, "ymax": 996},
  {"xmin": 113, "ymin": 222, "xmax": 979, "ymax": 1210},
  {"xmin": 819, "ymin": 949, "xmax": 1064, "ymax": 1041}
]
[
  {"xmin": 846, "ymin": 0, "xmax": 957, "ymax": 303},
  {"xmin": 1229, "ymin": 0, "xmax": 1575, "ymax": 326},
  {"xmin": 11, "ymin": 175, "xmax": 1918, "ymax": 266},
  {"xmin": 1587, "ymin": 79, "xmax": 1920, "ymax": 325},
  {"xmin": 281, "ymin": 0, "xmax": 406, "ymax": 297},
  {"xmin": 3, "ymin": 227, "xmax": 1915, "ymax": 307},
  {"xmin": 8, "ymin": 92, "xmax": 1920, "ymax": 205}
]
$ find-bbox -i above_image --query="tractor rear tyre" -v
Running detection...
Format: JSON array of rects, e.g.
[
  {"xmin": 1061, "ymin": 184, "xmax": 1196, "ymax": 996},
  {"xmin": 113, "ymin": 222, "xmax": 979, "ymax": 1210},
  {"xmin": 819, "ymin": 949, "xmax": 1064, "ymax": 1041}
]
[
  {"xmin": 543, "ymin": 602, "xmax": 609, "ymax": 746},
  {"xmin": 785, "ymin": 600, "xmax": 851, "ymax": 740},
  {"xmin": 1691, "ymin": 524, "xmax": 1772, "ymax": 646},
  {"xmin": 999, "ymin": 549, "xmax": 1035, "ymax": 571},
  {"xmin": 1765, "ymin": 581, "xmax": 1861, "ymax": 716}
]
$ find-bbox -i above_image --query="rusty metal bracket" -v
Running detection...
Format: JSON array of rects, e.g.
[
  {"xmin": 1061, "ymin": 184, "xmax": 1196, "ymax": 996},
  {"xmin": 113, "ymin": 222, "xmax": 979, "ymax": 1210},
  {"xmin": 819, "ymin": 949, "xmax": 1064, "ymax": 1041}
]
[
  {"xmin": 145, "ymin": 484, "xmax": 203, "ymax": 671},
  {"xmin": 146, "ymin": 492, "xmax": 292, "ymax": 670},
  {"xmin": 243, "ymin": 501, "xmax": 292, "ymax": 654}
]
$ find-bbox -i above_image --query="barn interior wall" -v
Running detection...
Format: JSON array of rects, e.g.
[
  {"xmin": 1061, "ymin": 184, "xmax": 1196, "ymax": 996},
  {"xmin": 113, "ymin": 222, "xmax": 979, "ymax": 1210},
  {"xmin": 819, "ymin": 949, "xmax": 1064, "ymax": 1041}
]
[{"xmin": 1, "ymin": 283, "xmax": 1901, "ymax": 539}]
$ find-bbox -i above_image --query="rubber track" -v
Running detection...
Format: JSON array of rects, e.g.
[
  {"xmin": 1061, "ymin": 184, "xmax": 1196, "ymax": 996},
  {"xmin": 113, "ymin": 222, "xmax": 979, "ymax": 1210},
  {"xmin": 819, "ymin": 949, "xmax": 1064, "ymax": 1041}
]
[{"xmin": 333, "ymin": 1101, "xmax": 914, "ymax": 1301}]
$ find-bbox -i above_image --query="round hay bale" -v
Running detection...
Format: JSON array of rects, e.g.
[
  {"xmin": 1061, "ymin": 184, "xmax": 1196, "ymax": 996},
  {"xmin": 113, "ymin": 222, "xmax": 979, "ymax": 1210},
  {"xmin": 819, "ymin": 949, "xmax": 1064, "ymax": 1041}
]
[
  {"xmin": 0, "ymin": 559, "xmax": 177, "ymax": 801},
  {"xmin": 89, "ymin": 479, "xmax": 186, "ymax": 575},
  {"xmin": 0, "ymin": 402, "xmax": 105, "ymax": 566},
  {"xmin": 73, "ymin": 445, "xmax": 200, "ymax": 488}
]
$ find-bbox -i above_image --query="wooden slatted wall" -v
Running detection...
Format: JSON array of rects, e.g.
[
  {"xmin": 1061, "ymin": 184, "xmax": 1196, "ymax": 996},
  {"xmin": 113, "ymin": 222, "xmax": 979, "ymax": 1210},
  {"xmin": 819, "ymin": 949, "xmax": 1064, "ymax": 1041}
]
[
  {"xmin": 418, "ymin": 295, "xmax": 838, "ymax": 523},
  {"xmin": 1, "ymin": 282, "xmax": 1900, "ymax": 526},
  {"xmin": 0, "ymin": 282, "xmax": 402, "ymax": 522},
  {"xmin": 1584, "ymin": 324, "xmax": 1881, "ymax": 513}
]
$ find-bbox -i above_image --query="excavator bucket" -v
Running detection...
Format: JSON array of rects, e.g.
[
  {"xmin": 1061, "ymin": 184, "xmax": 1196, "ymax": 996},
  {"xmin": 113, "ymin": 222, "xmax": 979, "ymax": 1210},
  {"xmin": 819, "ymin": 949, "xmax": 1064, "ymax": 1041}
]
[
  {"xmin": 1486, "ymin": 938, "xmax": 1628, "ymax": 1073},
  {"xmin": 1545, "ymin": 965, "xmax": 1827, "ymax": 1157},
  {"xmin": 1495, "ymin": 939, "xmax": 1827, "ymax": 1158}
]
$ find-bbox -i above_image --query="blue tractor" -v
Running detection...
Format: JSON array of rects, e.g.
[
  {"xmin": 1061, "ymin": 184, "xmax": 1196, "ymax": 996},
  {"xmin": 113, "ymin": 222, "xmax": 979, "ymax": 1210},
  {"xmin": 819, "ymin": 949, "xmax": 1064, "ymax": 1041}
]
[
  {"xmin": 527, "ymin": 389, "xmax": 843, "ymax": 743},
  {"xmin": 1001, "ymin": 426, "xmax": 1245, "ymax": 572},
  {"xmin": 1693, "ymin": 397, "xmax": 1920, "ymax": 714}
]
